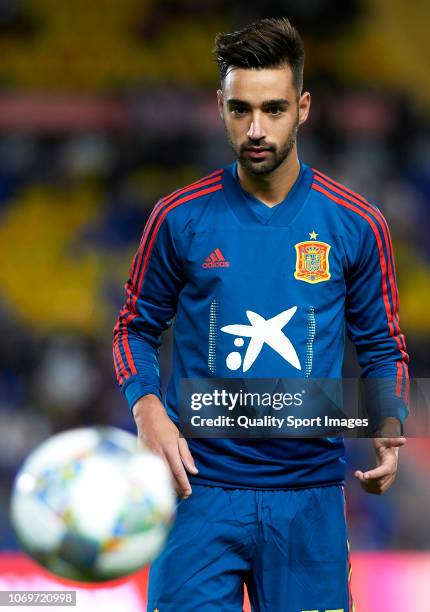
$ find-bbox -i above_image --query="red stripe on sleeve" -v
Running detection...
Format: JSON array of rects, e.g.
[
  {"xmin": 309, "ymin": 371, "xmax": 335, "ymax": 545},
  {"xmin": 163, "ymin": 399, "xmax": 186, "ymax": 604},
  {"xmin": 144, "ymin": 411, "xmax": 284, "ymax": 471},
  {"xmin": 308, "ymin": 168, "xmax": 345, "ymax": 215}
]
[
  {"xmin": 312, "ymin": 182, "xmax": 408, "ymax": 366},
  {"xmin": 135, "ymin": 183, "xmax": 223, "ymax": 305},
  {"xmin": 130, "ymin": 173, "xmax": 223, "ymax": 288},
  {"xmin": 158, "ymin": 168, "xmax": 224, "ymax": 204},
  {"xmin": 396, "ymin": 362, "xmax": 403, "ymax": 397},
  {"xmin": 402, "ymin": 362, "xmax": 410, "ymax": 405},
  {"xmin": 112, "ymin": 342, "xmax": 124, "ymax": 386},
  {"xmin": 313, "ymin": 170, "xmax": 409, "ymax": 359},
  {"xmin": 313, "ymin": 172, "xmax": 400, "ymax": 329},
  {"xmin": 313, "ymin": 168, "xmax": 369, "ymax": 204},
  {"xmin": 120, "ymin": 323, "xmax": 137, "ymax": 376},
  {"xmin": 119, "ymin": 181, "xmax": 223, "ymax": 379}
]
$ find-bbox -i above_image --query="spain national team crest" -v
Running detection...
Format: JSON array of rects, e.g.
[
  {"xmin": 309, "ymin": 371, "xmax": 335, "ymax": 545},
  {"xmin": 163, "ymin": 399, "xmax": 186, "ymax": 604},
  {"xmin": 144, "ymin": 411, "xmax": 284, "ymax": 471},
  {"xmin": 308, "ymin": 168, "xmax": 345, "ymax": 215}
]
[{"xmin": 294, "ymin": 236, "xmax": 331, "ymax": 284}]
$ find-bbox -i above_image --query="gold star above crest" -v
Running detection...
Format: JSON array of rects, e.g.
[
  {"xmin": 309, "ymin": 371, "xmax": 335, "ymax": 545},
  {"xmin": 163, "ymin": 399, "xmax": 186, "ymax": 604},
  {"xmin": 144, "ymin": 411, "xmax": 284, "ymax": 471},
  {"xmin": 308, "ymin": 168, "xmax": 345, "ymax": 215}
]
[{"xmin": 309, "ymin": 230, "xmax": 318, "ymax": 240}]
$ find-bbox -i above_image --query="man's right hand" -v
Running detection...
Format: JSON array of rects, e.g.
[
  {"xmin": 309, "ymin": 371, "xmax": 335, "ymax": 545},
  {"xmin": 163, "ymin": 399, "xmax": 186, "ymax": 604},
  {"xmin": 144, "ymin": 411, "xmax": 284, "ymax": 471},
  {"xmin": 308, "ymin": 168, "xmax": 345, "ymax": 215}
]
[{"xmin": 133, "ymin": 394, "xmax": 198, "ymax": 499}]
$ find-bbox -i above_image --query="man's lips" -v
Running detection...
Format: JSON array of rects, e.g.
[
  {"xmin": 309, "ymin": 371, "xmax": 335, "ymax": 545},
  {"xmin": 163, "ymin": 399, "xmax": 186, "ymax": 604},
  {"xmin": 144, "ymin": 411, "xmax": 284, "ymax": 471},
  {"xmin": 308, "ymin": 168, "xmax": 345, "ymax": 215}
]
[
  {"xmin": 244, "ymin": 147, "xmax": 272, "ymax": 159},
  {"xmin": 245, "ymin": 146, "xmax": 271, "ymax": 151}
]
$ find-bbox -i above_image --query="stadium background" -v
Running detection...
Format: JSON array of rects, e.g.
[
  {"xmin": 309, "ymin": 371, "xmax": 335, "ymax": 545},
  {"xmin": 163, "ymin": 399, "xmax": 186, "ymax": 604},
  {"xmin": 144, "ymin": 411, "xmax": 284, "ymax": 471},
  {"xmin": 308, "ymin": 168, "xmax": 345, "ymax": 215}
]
[{"xmin": 0, "ymin": 0, "xmax": 428, "ymax": 609}]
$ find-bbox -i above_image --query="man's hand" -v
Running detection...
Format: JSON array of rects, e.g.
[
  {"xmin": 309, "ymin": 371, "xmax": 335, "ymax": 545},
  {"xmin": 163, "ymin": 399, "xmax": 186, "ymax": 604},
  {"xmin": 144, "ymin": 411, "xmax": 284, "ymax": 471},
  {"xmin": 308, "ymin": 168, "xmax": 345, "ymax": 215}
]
[
  {"xmin": 354, "ymin": 419, "xmax": 405, "ymax": 494},
  {"xmin": 133, "ymin": 394, "xmax": 198, "ymax": 500}
]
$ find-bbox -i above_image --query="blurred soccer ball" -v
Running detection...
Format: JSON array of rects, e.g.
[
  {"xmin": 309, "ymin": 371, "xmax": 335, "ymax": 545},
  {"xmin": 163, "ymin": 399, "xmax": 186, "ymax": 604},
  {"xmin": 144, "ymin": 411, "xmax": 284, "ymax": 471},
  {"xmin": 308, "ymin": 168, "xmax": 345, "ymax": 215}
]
[{"xmin": 10, "ymin": 427, "xmax": 175, "ymax": 582}]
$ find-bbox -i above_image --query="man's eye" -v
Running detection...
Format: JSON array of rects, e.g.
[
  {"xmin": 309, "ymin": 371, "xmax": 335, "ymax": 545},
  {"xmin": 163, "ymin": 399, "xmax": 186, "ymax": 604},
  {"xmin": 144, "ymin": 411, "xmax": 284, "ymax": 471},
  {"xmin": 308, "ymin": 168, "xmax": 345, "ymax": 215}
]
[
  {"xmin": 232, "ymin": 108, "xmax": 248, "ymax": 116},
  {"xmin": 267, "ymin": 108, "xmax": 283, "ymax": 116}
]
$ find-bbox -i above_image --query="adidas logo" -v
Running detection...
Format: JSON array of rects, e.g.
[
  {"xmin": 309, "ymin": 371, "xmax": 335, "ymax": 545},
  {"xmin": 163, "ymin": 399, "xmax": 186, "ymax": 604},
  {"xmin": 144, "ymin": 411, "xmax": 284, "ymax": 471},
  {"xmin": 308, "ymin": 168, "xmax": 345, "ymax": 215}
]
[{"xmin": 202, "ymin": 248, "xmax": 230, "ymax": 268}]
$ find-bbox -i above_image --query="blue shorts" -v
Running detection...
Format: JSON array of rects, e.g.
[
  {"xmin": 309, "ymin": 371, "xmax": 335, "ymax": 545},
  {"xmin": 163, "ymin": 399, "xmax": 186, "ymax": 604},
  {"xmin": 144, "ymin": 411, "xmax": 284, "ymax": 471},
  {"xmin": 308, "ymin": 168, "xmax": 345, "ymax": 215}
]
[{"xmin": 147, "ymin": 484, "xmax": 353, "ymax": 612}]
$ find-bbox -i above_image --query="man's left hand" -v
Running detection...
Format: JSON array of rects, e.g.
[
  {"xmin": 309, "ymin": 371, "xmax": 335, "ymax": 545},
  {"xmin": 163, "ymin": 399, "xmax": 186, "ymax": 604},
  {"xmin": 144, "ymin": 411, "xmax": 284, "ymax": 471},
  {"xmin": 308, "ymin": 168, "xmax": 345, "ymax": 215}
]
[{"xmin": 354, "ymin": 419, "xmax": 406, "ymax": 494}]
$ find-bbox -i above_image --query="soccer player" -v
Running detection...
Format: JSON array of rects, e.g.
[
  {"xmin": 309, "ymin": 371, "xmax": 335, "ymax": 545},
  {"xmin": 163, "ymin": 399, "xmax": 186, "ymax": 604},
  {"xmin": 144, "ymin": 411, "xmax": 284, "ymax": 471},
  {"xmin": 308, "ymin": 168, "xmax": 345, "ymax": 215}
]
[{"xmin": 113, "ymin": 17, "xmax": 409, "ymax": 612}]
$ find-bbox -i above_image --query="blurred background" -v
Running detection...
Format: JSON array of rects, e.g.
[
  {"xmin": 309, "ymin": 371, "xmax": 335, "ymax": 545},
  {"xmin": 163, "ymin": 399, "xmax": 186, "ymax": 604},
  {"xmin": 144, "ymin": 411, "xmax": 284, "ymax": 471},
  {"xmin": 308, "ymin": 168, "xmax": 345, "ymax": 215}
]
[{"xmin": 0, "ymin": 0, "xmax": 428, "ymax": 609}]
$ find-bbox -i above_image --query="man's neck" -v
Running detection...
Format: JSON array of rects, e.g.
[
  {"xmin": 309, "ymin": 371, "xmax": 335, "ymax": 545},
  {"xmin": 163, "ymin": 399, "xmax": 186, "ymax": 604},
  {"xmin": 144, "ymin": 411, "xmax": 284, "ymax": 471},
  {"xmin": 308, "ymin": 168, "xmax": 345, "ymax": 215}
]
[{"xmin": 237, "ymin": 151, "xmax": 301, "ymax": 208}]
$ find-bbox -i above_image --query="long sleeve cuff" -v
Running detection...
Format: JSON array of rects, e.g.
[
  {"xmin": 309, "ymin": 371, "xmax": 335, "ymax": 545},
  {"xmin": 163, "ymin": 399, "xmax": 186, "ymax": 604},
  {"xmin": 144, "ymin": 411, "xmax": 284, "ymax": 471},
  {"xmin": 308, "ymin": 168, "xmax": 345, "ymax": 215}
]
[
  {"xmin": 121, "ymin": 378, "xmax": 162, "ymax": 411},
  {"xmin": 361, "ymin": 378, "xmax": 409, "ymax": 432}
]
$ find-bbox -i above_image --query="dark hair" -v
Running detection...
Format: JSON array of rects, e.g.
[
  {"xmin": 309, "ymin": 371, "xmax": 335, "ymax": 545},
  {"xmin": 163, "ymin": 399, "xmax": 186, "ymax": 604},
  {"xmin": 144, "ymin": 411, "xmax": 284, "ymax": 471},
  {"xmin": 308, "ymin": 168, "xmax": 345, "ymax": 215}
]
[{"xmin": 214, "ymin": 17, "xmax": 305, "ymax": 94}]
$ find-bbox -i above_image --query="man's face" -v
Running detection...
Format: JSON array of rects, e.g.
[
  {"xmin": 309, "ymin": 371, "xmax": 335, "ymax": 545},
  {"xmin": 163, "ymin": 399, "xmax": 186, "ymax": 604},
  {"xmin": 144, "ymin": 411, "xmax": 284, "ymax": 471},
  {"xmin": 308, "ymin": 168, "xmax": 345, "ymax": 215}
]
[{"xmin": 217, "ymin": 65, "xmax": 310, "ymax": 176}]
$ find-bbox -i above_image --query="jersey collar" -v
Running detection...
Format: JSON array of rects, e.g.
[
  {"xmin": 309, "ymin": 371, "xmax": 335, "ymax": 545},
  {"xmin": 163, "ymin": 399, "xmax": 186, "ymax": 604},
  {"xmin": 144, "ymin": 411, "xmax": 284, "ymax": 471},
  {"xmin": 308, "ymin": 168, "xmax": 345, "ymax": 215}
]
[{"xmin": 222, "ymin": 160, "xmax": 313, "ymax": 227}]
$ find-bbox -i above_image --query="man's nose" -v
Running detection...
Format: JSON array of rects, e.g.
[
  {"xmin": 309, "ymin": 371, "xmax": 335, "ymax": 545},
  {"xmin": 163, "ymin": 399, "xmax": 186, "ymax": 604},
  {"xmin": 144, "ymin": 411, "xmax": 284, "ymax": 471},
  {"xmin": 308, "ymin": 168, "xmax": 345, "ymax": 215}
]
[{"xmin": 246, "ymin": 114, "xmax": 265, "ymax": 140}]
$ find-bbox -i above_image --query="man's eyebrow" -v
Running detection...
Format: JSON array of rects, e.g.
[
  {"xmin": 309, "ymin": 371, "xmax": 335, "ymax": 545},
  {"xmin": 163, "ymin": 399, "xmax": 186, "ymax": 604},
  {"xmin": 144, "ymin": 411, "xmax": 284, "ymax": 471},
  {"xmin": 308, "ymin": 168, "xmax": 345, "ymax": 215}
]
[
  {"xmin": 226, "ymin": 98, "xmax": 290, "ymax": 107},
  {"xmin": 262, "ymin": 99, "xmax": 290, "ymax": 108},
  {"xmin": 226, "ymin": 99, "xmax": 251, "ymax": 106}
]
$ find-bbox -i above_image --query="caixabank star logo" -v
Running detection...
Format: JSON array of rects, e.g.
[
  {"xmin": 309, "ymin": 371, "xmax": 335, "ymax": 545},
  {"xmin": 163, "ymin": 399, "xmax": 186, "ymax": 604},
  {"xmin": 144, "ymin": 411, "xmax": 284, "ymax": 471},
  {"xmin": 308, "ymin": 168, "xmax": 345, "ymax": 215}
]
[{"xmin": 221, "ymin": 307, "xmax": 301, "ymax": 372}]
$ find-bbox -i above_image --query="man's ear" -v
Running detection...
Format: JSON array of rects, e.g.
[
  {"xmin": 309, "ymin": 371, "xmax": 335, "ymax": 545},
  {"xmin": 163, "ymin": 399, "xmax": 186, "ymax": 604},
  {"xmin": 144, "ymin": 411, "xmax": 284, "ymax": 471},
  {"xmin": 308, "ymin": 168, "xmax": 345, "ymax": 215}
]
[
  {"xmin": 298, "ymin": 91, "xmax": 311, "ymax": 126},
  {"xmin": 217, "ymin": 89, "xmax": 224, "ymax": 120}
]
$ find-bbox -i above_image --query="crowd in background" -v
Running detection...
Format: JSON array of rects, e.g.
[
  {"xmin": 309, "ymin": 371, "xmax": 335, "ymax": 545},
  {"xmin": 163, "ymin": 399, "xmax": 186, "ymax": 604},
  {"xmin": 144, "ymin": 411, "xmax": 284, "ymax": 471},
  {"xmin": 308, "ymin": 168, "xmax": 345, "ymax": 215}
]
[{"xmin": 0, "ymin": 0, "xmax": 429, "ymax": 551}]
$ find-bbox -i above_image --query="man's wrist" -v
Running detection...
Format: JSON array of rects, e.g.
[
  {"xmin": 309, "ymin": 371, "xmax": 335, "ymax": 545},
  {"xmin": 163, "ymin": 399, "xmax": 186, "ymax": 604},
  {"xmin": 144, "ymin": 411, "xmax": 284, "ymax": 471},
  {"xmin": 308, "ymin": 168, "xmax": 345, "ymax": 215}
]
[
  {"xmin": 132, "ymin": 394, "xmax": 164, "ymax": 419},
  {"xmin": 374, "ymin": 417, "xmax": 403, "ymax": 437}
]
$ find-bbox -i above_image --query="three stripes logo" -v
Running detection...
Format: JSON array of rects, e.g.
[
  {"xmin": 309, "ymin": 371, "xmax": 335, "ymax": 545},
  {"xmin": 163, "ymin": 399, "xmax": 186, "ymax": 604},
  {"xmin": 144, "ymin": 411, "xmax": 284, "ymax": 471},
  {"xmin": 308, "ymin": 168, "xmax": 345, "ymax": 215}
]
[{"xmin": 202, "ymin": 248, "xmax": 230, "ymax": 269}]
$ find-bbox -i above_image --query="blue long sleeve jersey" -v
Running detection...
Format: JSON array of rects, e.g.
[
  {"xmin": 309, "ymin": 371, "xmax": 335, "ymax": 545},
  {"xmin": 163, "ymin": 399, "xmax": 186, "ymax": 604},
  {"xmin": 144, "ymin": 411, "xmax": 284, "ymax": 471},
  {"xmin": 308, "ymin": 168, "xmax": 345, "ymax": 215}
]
[{"xmin": 113, "ymin": 161, "xmax": 409, "ymax": 489}]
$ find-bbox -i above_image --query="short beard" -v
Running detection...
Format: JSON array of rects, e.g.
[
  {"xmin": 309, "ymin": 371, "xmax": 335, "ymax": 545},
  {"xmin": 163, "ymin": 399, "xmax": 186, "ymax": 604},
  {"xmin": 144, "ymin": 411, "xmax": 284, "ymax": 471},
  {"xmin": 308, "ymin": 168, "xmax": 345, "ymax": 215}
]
[{"xmin": 226, "ymin": 119, "xmax": 299, "ymax": 176}]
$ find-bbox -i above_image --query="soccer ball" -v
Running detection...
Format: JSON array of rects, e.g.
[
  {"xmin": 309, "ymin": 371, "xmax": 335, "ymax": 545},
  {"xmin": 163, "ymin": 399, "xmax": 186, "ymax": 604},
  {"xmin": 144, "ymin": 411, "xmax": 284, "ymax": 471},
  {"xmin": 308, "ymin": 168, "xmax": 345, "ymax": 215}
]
[{"xmin": 10, "ymin": 426, "xmax": 176, "ymax": 582}]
